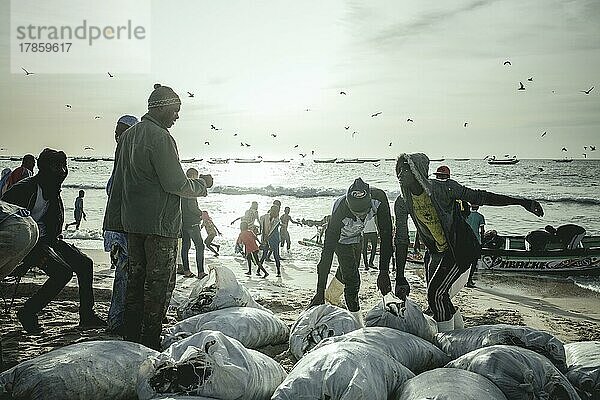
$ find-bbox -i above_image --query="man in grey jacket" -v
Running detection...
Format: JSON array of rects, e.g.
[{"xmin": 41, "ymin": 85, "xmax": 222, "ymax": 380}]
[{"xmin": 104, "ymin": 83, "xmax": 213, "ymax": 349}]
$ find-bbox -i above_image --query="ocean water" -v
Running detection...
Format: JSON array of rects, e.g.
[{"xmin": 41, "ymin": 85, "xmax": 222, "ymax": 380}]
[{"xmin": 2, "ymin": 157, "xmax": 599, "ymax": 290}]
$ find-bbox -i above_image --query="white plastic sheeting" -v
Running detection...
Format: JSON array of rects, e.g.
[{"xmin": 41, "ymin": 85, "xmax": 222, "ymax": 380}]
[
  {"xmin": 289, "ymin": 304, "xmax": 360, "ymax": 360},
  {"xmin": 435, "ymin": 323, "xmax": 567, "ymax": 371},
  {"xmin": 565, "ymin": 341, "xmax": 600, "ymax": 399},
  {"xmin": 138, "ymin": 330, "xmax": 286, "ymax": 400},
  {"xmin": 162, "ymin": 307, "xmax": 289, "ymax": 350},
  {"xmin": 446, "ymin": 344, "xmax": 580, "ymax": 400},
  {"xmin": 177, "ymin": 265, "xmax": 269, "ymax": 320},
  {"xmin": 0, "ymin": 341, "xmax": 158, "ymax": 400},
  {"xmin": 314, "ymin": 327, "xmax": 450, "ymax": 374},
  {"xmin": 365, "ymin": 294, "xmax": 437, "ymax": 343},
  {"xmin": 396, "ymin": 368, "xmax": 508, "ymax": 400},
  {"xmin": 271, "ymin": 341, "xmax": 414, "ymax": 400}
]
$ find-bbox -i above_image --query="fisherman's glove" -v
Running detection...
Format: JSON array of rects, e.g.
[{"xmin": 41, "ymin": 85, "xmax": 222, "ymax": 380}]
[
  {"xmin": 308, "ymin": 291, "xmax": 325, "ymax": 309},
  {"xmin": 377, "ymin": 271, "xmax": 392, "ymax": 295},
  {"xmin": 394, "ymin": 276, "xmax": 410, "ymax": 300}
]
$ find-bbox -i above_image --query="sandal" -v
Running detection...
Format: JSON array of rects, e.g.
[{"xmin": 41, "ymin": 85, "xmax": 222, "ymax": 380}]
[{"xmin": 183, "ymin": 270, "xmax": 196, "ymax": 278}]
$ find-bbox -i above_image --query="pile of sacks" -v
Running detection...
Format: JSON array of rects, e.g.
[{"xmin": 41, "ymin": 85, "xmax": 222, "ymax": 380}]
[{"xmin": 2, "ymin": 265, "xmax": 599, "ymax": 399}]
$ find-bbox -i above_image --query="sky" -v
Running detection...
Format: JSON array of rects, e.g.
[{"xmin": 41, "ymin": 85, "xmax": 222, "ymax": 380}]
[{"xmin": 0, "ymin": 0, "xmax": 599, "ymax": 159}]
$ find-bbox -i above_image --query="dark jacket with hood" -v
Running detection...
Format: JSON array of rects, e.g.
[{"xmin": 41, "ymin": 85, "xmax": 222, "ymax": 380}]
[
  {"xmin": 395, "ymin": 153, "xmax": 528, "ymax": 274},
  {"xmin": 1, "ymin": 150, "xmax": 67, "ymax": 242}
]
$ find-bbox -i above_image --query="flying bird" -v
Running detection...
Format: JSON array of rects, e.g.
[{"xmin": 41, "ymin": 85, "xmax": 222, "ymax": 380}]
[
  {"xmin": 541, "ymin": 131, "xmax": 547, "ymax": 137},
  {"xmin": 352, "ymin": 131, "xmax": 358, "ymax": 138},
  {"xmin": 304, "ymin": 108, "xmax": 311, "ymax": 112},
  {"xmin": 94, "ymin": 116, "xmax": 101, "ymax": 119},
  {"xmin": 65, "ymin": 104, "xmax": 72, "ymax": 108},
  {"xmin": 581, "ymin": 86, "xmax": 594, "ymax": 95},
  {"xmin": 518, "ymin": 82, "xmax": 525, "ymax": 91},
  {"xmin": 187, "ymin": 92, "xmax": 194, "ymax": 98},
  {"xmin": 311, "ymin": 150, "xmax": 315, "ymax": 155},
  {"xmin": 464, "ymin": 122, "xmax": 468, "ymax": 127},
  {"xmin": 299, "ymin": 153, "xmax": 306, "ymax": 158},
  {"xmin": 340, "ymin": 91, "xmax": 347, "ymax": 95},
  {"xmin": 204, "ymin": 141, "xmax": 210, "ymax": 145},
  {"xmin": 371, "ymin": 112, "xmax": 382, "ymax": 117},
  {"xmin": 107, "ymin": 72, "xmax": 114, "ymax": 78},
  {"xmin": 583, "ymin": 153, "xmax": 587, "ymax": 158},
  {"xmin": 503, "ymin": 60, "xmax": 511, "ymax": 66},
  {"xmin": 244, "ymin": 143, "xmax": 251, "ymax": 147},
  {"xmin": 344, "ymin": 126, "xmax": 350, "ymax": 130},
  {"xmin": 240, "ymin": 142, "xmax": 245, "ymax": 147},
  {"xmin": 407, "ymin": 118, "xmax": 414, "ymax": 123},
  {"xmin": 584, "ymin": 146, "xmax": 588, "ymax": 150},
  {"xmin": 388, "ymin": 142, "xmax": 392, "ymax": 147},
  {"xmin": 233, "ymin": 133, "xmax": 238, "ymax": 136},
  {"xmin": 562, "ymin": 147, "xmax": 568, "ymax": 152},
  {"xmin": 271, "ymin": 133, "xmax": 277, "ymax": 138},
  {"xmin": 210, "ymin": 124, "xmax": 220, "ymax": 130},
  {"xmin": 373, "ymin": 163, "xmax": 380, "ymax": 167},
  {"xmin": 591, "ymin": 145, "xmax": 596, "ymax": 151},
  {"xmin": 294, "ymin": 144, "xmax": 299, "ymax": 148},
  {"xmin": 527, "ymin": 77, "xmax": 533, "ymax": 82},
  {"xmin": 83, "ymin": 146, "xmax": 94, "ymax": 150},
  {"xmin": 21, "ymin": 67, "xmax": 34, "ymax": 76},
  {"xmin": 504, "ymin": 154, "xmax": 510, "ymax": 158}
]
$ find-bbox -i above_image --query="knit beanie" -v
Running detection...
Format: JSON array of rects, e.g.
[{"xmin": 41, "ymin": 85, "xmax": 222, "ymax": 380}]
[{"xmin": 147, "ymin": 83, "xmax": 181, "ymax": 109}]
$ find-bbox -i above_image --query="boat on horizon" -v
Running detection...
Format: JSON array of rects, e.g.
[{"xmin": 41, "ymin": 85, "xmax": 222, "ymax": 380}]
[
  {"xmin": 356, "ymin": 158, "xmax": 381, "ymax": 163},
  {"xmin": 488, "ymin": 157, "xmax": 519, "ymax": 165},
  {"xmin": 72, "ymin": 156, "xmax": 98, "ymax": 162},
  {"xmin": 454, "ymin": 158, "xmax": 470, "ymax": 161},
  {"xmin": 480, "ymin": 235, "xmax": 600, "ymax": 276},
  {"xmin": 553, "ymin": 159, "xmax": 573, "ymax": 163},
  {"xmin": 429, "ymin": 158, "xmax": 445, "ymax": 162},
  {"xmin": 207, "ymin": 158, "xmax": 229, "ymax": 164},
  {"xmin": 313, "ymin": 158, "xmax": 337, "ymax": 163},
  {"xmin": 233, "ymin": 159, "xmax": 262, "ymax": 164},
  {"xmin": 335, "ymin": 158, "xmax": 365, "ymax": 164}
]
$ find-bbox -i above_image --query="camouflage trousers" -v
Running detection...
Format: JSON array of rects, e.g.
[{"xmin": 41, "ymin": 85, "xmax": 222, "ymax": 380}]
[{"xmin": 124, "ymin": 233, "xmax": 177, "ymax": 350}]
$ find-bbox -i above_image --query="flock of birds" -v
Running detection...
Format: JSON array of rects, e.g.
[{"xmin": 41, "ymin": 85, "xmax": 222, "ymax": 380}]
[{"xmin": 16, "ymin": 62, "xmax": 597, "ymax": 159}]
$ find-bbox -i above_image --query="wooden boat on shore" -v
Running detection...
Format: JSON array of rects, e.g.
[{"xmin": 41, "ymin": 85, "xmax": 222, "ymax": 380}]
[
  {"xmin": 233, "ymin": 159, "xmax": 262, "ymax": 164},
  {"xmin": 336, "ymin": 158, "xmax": 365, "ymax": 164},
  {"xmin": 429, "ymin": 158, "xmax": 445, "ymax": 162},
  {"xmin": 480, "ymin": 235, "xmax": 600, "ymax": 275},
  {"xmin": 314, "ymin": 158, "xmax": 337, "ymax": 163},
  {"xmin": 262, "ymin": 159, "xmax": 291, "ymax": 163},
  {"xmin": 357, "ymin": 158, "xmax": 381, "ymax": 163},
  {"xmin": 181, "ymin": 158, "xmax": 202, "ymax": 163},
  {"xmin": 72, "ymin": 157, "xmax": 98, "ymax": 162},
  {"xmin": 207, "ymin": 158, "xmax": 229, "ymax": 164},
  {"xmin": 488, "ymin": 158, "xmax": 519, "ymax": 165},
  {"xmin": 553, "ymin": 159, "xmax": 573, "ymax": 163}
]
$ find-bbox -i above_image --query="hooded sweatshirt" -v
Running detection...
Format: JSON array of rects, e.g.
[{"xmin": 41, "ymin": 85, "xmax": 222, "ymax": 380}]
[{"xmin": 395, "ymin": 153, "xmax": 528, "ymax": 275}]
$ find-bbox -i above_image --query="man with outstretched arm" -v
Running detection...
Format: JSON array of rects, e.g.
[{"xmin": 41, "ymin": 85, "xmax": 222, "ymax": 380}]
[
  {"xmin": 378, "ymin": 153, "xmax": 544, "ymax": 333},
  {"xmin": 309, "ymin": 177, "xmax": 393, "ymax": 326}
]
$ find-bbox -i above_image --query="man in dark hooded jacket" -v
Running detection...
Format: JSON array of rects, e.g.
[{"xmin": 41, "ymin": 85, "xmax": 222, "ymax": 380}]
[
  {"xmin": 2, "ymin": 148, "xmax": 105, "ymax": 333},
  {"xmin": 379, "ymin": 153, "xmax": 543, "ymax": 332}
]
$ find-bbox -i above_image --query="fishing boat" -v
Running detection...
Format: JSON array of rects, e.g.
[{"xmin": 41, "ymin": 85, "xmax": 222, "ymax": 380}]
[
  {"xmin": 335, "ymin": 158, "xmax": 365, "ymax": 164},
  {"xmin": 72, "ymin": 156, "xmax": 98, "ymax": 162},
  {"xmin": 488, "ymin": 157, "xmax": 519, "ymax": 165},
  {"xmin": 429, "ymin": 158, "xmax": 445, "ymax": 162},
  {"xmin": 9, "ymin": 157, "xmax": 22, "ymax": 161},
  {"xmin": 233, "ymin": 159, "xmax": 262, "ymax": 164},
  {"xmin": 357, "ymin": 158, "xmax": 381, "ymax": 163},
  {"xmin": 454, "ymin": 158, "xmax": 470, "ymax": 161},
  {"xmin": 480, "ymin": 235, "xmax": 600, "ymax": 275},
  {"xmin": 207, "ymin": 158, "xmax": 229, "ymax": 164},
  {"xmin": 313, "ymin": 158, "xmax": 337, "ymax": 163},
  {"xmin": 262, "ymin": 159, "xmax": 291, "ymax": 163},
  {"xmin": 181, "ymin": 158, "xmax": 202, "ymax": 163},
  {"xmin": 100, "ymin": 157, "xmax": 114, "ymax": 162},
  {"xmin": 553, "ymin": 159, "xmax": 573, "ymax": 163}
]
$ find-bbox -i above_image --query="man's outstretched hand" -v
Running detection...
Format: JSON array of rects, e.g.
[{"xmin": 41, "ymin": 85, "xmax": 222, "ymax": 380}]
[
  {"xmin": 377, "ymin": 271, "xmax": 392, "ymax": 296},
  {"xmin": 523, "ymin": 199, "xmax": 544, "ymax": 217}
]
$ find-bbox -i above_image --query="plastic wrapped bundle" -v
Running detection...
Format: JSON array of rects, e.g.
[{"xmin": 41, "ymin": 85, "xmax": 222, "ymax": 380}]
[
  {"xmin": 435, "ymin": 324, "xmax": 567, "ymax": 371},
  {"xmin": 564, "ymin": 341, "xmax": 600, "ymax": 399},
  {"xmin": 138, "ymin": 330, "xmax": 286, "ymax": 400},
  {"xmin": 272, "ymin": 341, "xmax": 414, "ymax": 400},
  {"xmin": 446, "ymin": 345, "xmax": 580, "ymax": 400},
  {"xmin": 289, "ymin": 304, "xmax": 360, "ymax": 360},
  {"xmin": 314, "ymin": 327, "xmax": 450, "ymax": 374},
  {"xmin": 177, "ymin": 265, "xmax": 269, "ymax": 320},
  {"xmin": 162, "ymin": 307, "xmax": 289, "ymax": 350},
  {"xmin": 0, "ymin": 341, "xmax": 159, "ymax": 400},
  {"xmin": 396, "ymin": 368, "xmax": 508, "ymax": 400},
  {"xmin": 365, "ymin": 294, "xmax": 437, "ymax": 343}
]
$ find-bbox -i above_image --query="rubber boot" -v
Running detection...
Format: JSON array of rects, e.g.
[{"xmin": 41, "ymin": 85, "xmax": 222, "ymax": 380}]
[
  {"xmin": 453, "ymin": 310, "xmax": 464, "ymax": 330},
  {"xmin": 325, "ymin": 277, "xmax": 345, "ymax": 307},
  {"xmin": 351, "ymin": 310, "xmax": 364, "ymax": 328},
  {"xmin": 436, "ymin": 318, "xmax": 455, "ymax": 333}
]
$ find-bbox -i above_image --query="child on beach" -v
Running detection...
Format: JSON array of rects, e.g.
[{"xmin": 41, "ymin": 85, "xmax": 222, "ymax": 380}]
[
  {"xmin": 201, "ymin": 210, "xmax": 221, "ymax": 256},
  {"xmin": 237, "ymin": 221, "xmax": 268, "ymax": 277},
  {"xmin": 65, "ymin": 190, "xmax": 86, "ymax": 230}
]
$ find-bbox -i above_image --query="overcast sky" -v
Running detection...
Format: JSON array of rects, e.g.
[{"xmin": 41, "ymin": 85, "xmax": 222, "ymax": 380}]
[{"xmin": 0, "ymin": 0, "xmax": 598, "ymax": 159}]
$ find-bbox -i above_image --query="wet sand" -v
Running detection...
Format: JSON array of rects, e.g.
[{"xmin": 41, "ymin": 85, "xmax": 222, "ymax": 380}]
[{"xmin": 2, "ymin": 249, "xmax": 600, "ymax": 373}]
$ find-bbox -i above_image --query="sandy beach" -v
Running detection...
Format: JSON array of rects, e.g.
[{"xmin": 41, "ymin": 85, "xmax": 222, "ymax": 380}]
[{"xmin": 2, "ymin": 247, "xmax": 600, "ymax": 374}]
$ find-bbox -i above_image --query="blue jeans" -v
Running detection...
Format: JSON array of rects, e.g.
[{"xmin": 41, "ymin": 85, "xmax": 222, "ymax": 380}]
[
  {"xmin": 260, "ymin": 234, "xmax": 281, "ymax": 275},
  {"xmin": 182, "ymin": 225, "xmax": 205, "ymax": 274},
  {"xmin": 108, "ymin": 243, "xmax": 128, "ymax": 332}
]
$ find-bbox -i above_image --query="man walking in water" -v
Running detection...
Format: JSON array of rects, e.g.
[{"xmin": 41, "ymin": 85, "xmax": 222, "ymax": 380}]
[
  {"xmin": 382, "ymin": 153, "xmax": 543, "ymax": 332},
  {"xmin": 309, "ymin": 178, "xmax": 393, "ymax": 326},
  {"xmin": 104, "ymin": 83, "xmax": 213, "ymax": 350}
]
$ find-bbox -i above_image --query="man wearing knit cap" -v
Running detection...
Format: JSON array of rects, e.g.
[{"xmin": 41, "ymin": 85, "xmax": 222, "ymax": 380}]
[
  {"xmin": 104, "ymin": 114, "xmax": 138, "ymax": 336},
  {"xmin": 104, "ymin": 84, "xmax": 213, "ymax": 349}
]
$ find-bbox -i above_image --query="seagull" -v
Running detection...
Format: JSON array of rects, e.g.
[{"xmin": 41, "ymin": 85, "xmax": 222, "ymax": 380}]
[
  {"xmin": 271, "ymin": 133, "xmax": 277, "ymax": 138},
  {"xmin": 65, "ymin": 104, "xmax": 72, "ymax": 108},
  {"xmin": 244, "ymin": 143, "xmax": 251, "ymax": 147},
  {"xmin": 294, "ymin": 144, "xmax": 299, "ymax": 148},
  {"xmin": 581, "ymin": 86, "xmax": 594, "ymax": 95},
  {"xmin": 541, "ymin": 131, "xmax": 547, "ymax": 137},
  {"xmin": 352, "ymin": 131, "xmax": 358, "ymax": 138},
  {"xmin": 518, "ymin": 82, "xmax": 525, "ymax": 91},
  {"xmin": 299, "ymin": 153, "xmax": 306, "ymax": 158},
  {"xmin": 371, "ymin": 112, "xmax": 382, "ymax": 117},
  {"xmin": 187, "ymin": 92, "xmax": 194, "ymax": 98},
  {"xmin": 304, "ymin": 108, "xmax": 311, "ymax": 112},
  {"xmin": 591, "ymin": 145, "xmax": 596, "ymax": 151},
  {"xmin": 388, "ymin": 142, "xmax": 392, "ymax": 147},
  {"xmin": 464, "ymin": 122, "xmax": 468, "ymax": 127},
  {"xmin": 204, "ymin": 141, "xmax": 210, "ymax": 145},
  {"xmin": 503, "ymin": 60, "xmax": 511, "ymax": 66},
  {"xmin": 233, "ymin": 133, "xmax": 238, "ymax": 136},
  {"xmin": 210, "ymin": 124, "xmax": 220, "ymax": 130},
  {"xmin": 107, "ymin": 72, "xmax": 114, "ymax": 78},
  {"xmin": 407, "ymin": 118, "xmax": 414, "ymax": 123},
  {"xmin": 311, "ymin": 150, "xmax": 315, "ymax": 155},
  {"xmin": 583, "ymin": 153, "xmax": 587, "ymax": 158},
  {"xmin": 373, "ymin": 163, "xmax": 380, "ymax": 167},
  {"xmin": 0, "ymin": 147, "xmax": 6, "ymax": 151},
  {"xmin": 344, "ymin": 126, "xmax": 350, "ymax": 130},
  {"xmin": 340, "ymin": 91, "xmax": 347, "ymax": 95},
  {"xmin": 94, "ymin": 116, "xmax": 101, "ymax": 119},
  {"xmin": 21, "ymin": 67, "xmax": 34, "ymax": 76},
  {"xmin": 83, "ymin": 146, "xmax": 94, "ymax": 151},
  {"xmin": 240, "ymin": 142, "xmax": 245, "ymax": 147},
  {"xmin": 584, "ymin": 146, "xmax": 588, "ymax": 150},
  {"xmin": 504, "ymin": 154, "xmax": 510, "ymax": 158},
  {"xmin": 527, "ymin": 77, "xmax": 533, "ymax": 82},
  {"xmin": 562, "ymin": 147, "xmax": 568, "ymax": 152}
]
